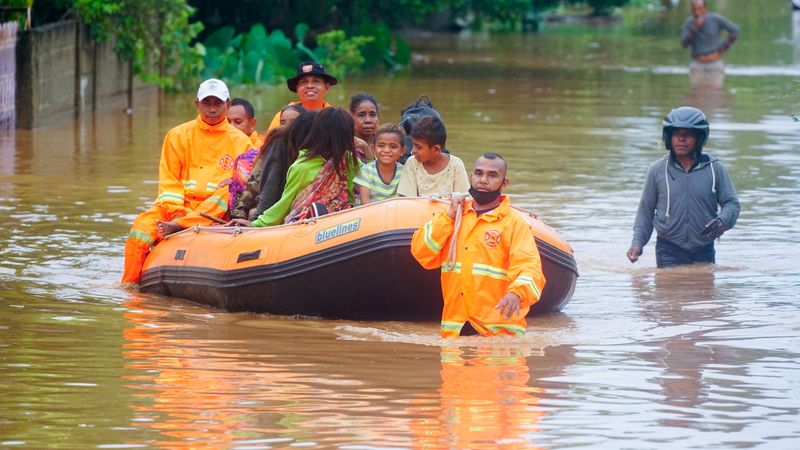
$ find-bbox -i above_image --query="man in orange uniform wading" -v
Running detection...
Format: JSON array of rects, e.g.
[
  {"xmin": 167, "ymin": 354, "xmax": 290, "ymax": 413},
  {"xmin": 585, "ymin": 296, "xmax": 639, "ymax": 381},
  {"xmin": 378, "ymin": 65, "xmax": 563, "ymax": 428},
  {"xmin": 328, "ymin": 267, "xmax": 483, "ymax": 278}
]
[
  {"xmin": 411, "ymin": 152, "xmax": 546, "ymax": 338},
  {"xmin": 121, "ymin": 79, "xmax": 252, "ymax": 285}
]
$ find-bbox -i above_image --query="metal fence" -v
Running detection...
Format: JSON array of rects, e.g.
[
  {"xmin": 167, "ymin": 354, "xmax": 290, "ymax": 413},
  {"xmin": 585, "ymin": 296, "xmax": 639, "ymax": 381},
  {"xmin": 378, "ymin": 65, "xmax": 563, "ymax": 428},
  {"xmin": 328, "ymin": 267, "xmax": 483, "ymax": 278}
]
[{"xmin": 0, "ymin": 21, "xmax": 17, "ymax": 131}]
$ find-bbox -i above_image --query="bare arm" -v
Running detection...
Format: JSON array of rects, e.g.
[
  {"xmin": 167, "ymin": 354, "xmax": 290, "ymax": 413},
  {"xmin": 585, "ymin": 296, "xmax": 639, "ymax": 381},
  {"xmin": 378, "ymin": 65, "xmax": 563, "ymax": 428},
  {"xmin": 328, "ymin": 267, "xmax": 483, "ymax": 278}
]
[{"xmin": 358, "ymin": 186, "xmax": 372, "ymax": 205}]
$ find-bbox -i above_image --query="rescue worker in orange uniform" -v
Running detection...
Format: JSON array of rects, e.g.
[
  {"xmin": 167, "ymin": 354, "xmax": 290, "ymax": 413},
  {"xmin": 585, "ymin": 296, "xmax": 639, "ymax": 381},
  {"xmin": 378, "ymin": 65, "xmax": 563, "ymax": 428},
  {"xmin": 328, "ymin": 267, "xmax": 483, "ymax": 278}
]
[
  {"xmin": 265, "ymin": 61, "xmax": 336, "ymax": 132},
  {"xmin": 121, "ymin": 79, "xmax": 252, "ymax": 285},
  {"xmin": 411, "ymin": 153, "xmax": 546, "ymax": 337}
]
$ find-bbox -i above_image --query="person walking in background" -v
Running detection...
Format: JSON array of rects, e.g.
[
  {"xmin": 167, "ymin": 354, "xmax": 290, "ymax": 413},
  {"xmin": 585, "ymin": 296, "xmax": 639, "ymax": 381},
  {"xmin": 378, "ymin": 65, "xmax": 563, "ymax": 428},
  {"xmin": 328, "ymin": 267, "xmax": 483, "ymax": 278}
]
[
  {"xmin": 121, "ymin": 79, "xmax": 252, "ymax": 285},
  {"xmin": 627, "ymin": 106, "xmax": 740, "ymax": 268},
  {"xmin": 411, "ymin": 153, "xmax": 546, "ymax": 338},
  {"xmin": 681, "ymin": 0, "xmax": 739, "ymax": 86}
]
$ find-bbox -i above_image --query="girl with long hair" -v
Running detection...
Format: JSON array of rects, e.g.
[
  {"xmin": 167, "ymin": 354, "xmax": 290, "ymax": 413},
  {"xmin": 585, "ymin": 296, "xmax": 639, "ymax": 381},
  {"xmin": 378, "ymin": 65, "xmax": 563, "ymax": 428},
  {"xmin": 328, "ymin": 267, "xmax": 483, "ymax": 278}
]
[{"xmin": 230, "ymin": 107, "xmax": 360, "ymax": 227}]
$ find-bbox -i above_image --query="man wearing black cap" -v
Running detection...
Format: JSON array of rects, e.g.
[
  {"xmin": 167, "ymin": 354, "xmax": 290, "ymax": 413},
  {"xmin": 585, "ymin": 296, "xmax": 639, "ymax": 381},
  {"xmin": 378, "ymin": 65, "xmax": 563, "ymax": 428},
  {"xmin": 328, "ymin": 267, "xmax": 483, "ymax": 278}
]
[{"xmin": 266, "ymin": 61, "xmax": 338, "ymax": 132}]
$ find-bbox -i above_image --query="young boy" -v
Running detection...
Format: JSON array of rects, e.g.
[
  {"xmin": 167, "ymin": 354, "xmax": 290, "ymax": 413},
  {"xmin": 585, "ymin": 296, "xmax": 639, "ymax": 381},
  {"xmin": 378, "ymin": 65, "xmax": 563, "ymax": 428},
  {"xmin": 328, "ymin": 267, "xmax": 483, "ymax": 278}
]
[
  {"xmin": 396, "ymin": 116, "xmax": 469, "ymax": 197},
  {"xmin": 354, "ymin": 123, "xmax": 406, "ymax": 204}
]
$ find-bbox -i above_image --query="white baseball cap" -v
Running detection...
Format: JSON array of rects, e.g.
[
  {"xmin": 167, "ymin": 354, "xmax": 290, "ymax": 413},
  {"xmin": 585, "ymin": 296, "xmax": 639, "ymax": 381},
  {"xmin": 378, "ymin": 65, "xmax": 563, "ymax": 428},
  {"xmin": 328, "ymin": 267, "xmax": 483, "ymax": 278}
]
[{"xmin": 197, "ymin": 78, "xmax": 229, "ymax": 101}]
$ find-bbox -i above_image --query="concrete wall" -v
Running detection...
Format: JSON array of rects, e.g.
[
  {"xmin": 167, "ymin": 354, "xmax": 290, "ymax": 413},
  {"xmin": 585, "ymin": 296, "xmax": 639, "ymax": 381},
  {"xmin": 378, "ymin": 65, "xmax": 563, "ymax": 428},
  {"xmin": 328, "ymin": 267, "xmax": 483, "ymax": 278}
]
[
  {"xmin": 1, "ymin": 21, "xmax": 19, "ymax": 131},
  {"xmin": 16, "ymin": 20, "xmax": 154, "ymax": 129}
]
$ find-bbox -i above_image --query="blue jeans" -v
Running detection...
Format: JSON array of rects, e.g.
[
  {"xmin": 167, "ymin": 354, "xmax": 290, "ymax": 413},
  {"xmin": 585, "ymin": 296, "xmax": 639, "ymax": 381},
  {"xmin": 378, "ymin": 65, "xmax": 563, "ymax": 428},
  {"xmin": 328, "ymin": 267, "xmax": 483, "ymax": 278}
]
[{"xmin": 655, "ymin": 238, "xmax": 715, "ymax": 268}]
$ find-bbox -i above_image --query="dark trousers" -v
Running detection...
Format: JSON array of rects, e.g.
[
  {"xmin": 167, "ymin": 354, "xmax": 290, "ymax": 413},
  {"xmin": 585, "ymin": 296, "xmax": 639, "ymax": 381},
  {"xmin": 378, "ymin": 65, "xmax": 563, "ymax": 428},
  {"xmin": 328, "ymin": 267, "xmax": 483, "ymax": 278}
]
[
  {"xmin": 655, "ymin": 238, "xmax": 715, "ymax": 268},
  {"xmin": 460, "ymin": 322, "xmax": 480, "ymax": 336}
]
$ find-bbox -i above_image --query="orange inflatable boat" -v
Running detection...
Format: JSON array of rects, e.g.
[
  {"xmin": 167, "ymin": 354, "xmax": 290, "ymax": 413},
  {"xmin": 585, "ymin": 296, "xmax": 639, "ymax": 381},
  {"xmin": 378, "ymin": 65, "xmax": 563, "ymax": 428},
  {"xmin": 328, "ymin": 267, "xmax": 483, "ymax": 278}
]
[{"xmin": 139, "ymin": 197, "xmax": 577, "ymax": 320}]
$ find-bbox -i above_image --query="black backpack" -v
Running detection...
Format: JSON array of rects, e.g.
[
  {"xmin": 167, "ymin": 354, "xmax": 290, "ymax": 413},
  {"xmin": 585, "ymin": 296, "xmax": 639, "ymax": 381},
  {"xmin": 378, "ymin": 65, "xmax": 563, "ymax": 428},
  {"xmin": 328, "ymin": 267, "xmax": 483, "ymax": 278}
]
[{"xmin": 398, "ymin": 94, "xmax": 446, "ymax": 164}]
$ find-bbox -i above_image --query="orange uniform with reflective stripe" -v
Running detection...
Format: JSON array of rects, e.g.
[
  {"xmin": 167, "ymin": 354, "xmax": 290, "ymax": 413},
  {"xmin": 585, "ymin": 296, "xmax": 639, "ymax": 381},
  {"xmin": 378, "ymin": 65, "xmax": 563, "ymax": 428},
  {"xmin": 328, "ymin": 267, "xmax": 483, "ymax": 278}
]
[
  {"xmin": 411, "ymin": 196, "xmax": 546, "ymax": 338},
  {"xmin": 121, "ymin": 116, "xmax": 252, "ymax": 283}
]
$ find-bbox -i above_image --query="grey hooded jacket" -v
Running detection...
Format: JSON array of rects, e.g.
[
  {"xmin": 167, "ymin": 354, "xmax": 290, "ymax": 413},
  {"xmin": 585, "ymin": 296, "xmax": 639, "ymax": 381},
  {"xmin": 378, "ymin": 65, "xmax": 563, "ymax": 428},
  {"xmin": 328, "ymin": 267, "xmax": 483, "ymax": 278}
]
[{"xmin": 631, "ymin": 153, "xmax": 740, "ymax": 252}]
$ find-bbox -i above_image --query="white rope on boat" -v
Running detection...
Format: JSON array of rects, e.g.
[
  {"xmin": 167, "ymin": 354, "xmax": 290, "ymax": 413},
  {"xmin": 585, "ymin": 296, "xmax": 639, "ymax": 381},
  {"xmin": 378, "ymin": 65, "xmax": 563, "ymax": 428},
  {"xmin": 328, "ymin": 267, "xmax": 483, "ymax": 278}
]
[{"xmin": 443, "ymin": 199, "xmax": 463, "ymax": 271}]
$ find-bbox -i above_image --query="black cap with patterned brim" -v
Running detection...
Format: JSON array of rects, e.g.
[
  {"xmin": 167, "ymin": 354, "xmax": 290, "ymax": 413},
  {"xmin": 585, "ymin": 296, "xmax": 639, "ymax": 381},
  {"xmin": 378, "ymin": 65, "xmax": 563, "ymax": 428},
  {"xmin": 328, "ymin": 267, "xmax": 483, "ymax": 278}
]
[{"xmin": 287, "ymin": 61, "xmax": 338, "ymax": 92}]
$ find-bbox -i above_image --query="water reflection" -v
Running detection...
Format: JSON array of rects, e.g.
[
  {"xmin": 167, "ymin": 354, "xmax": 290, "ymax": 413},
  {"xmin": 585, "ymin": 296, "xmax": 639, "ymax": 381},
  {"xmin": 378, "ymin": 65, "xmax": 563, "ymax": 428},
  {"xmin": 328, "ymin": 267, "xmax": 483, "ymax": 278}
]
[
  {"xmin": 794, "ymin": 11, "xmax": 800, "ymax": 63},
  {"xmin": 120, "ymin": 295, "xmax": 578, "ymax": 448},
  {"xmin": 632, "ymin": 266, "xmax": 750, "ymax": 431},
  {"xmin": 682, "ymin": 76, "xmax": 731, "ymax": 118},
  {"xmin": 409, "ymin": 346, "xmax": 542, "ymax": 449},
  {"xmin": 0, "ymin": 129, "xmax": 14, "ymax": 198},
  {"xmin": 405, "ymin": 339, "xmax": 575, "ymax": 449},
  {"xmin": 3, "ymin": 1, "xmax": 800, "ymax": 447},
  {"xmin": 121, "ymin": 294, "xmax": 443, "ymax": 447},
  {"xmin": 689, "ymin": 62, "xmax": 725, "ymax": 90}
]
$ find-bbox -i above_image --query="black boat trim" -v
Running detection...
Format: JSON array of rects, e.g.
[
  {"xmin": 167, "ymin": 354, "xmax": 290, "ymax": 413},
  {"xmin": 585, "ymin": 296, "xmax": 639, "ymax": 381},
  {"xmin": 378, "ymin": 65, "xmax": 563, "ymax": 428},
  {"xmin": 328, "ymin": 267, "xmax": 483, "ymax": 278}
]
[{"xmin": 141, "ymin": 228, "xmax": 578, "ymax": 290}]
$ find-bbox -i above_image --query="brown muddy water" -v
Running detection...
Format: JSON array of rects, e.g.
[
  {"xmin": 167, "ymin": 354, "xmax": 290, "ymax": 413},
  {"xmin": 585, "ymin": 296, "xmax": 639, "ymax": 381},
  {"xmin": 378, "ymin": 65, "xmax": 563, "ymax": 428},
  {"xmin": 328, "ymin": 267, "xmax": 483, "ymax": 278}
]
[{"xmin": 2, "ymin": 1, "xmax": 800, "ymax": 448}]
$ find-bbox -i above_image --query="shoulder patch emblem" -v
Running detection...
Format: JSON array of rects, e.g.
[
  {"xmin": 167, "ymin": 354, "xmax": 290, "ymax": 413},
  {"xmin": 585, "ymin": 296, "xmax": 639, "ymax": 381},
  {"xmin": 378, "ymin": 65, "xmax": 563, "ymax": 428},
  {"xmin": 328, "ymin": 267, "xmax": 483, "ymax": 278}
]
[
  {"xmin": 219, "ymin": 154, "xmax": 235, "ymax": 171},
  {"xmin": 484, "ymin": 230, "xmax": 501, "ymax": 247}
]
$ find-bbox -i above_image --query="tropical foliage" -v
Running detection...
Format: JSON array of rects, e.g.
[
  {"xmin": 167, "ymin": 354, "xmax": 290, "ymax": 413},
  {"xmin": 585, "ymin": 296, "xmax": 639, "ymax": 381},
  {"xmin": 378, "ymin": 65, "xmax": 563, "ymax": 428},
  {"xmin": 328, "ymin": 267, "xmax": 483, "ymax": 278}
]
[
  {"xmin": 200, "ymin": 20, "xmax": 411, "ymax": 85},
  {"xmin": 0, "ymin": 0, "xmax": 33, "ymax": 26},
  {"xmin": 27, "ymin": 0, "xmax": 642, "ymax": 90},
  {"xmin": 73, "ymin": 0, "xmax": 204, "ymax": 90},
  {"xmin": 187, "ymin": 0, "xmax": 632, "ymax": 34}
]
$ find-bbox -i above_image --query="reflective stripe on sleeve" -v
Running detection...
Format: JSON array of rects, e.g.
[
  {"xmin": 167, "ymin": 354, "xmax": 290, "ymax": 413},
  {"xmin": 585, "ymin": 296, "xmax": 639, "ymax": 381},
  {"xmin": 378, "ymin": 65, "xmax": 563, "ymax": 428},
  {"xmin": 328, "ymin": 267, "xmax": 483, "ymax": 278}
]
[
  {"xmin": 156, "ymin": 192, "xmax": 184, "ymax": 205},
  {"xmin": 207, "ymin": 195, "xmax": 228, "ymax": 211},
  {"xmin": 128, "ymin": 229, "xmax": 155, "ymax": 245},
  {"xmin": 422, "ymin": 221, "xmax": 442, "ymax": 253},
  {"xmin": 511, "ymin": 275, "xmax": 541, "ymax": 299}
]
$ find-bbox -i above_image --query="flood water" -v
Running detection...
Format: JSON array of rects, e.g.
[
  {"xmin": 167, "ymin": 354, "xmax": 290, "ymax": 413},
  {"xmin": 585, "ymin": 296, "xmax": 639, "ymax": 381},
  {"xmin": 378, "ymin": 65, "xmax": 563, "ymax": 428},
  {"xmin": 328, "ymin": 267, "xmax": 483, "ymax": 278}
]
[{"xmin": 2, "ymin": 1, "xmax": 800, "ymax": 448}]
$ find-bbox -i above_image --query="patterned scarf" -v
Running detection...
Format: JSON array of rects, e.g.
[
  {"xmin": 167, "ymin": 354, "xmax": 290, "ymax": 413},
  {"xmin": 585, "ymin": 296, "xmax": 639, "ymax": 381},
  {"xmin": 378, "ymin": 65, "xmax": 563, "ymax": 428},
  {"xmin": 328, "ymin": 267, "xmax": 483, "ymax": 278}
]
[
  {"xmin": 284, "ymin": 158, "xmax": 351, "ymax": 223},
  {"xmin": 227, "ymin": 148, "xmax": 260, "ymax": 210}
]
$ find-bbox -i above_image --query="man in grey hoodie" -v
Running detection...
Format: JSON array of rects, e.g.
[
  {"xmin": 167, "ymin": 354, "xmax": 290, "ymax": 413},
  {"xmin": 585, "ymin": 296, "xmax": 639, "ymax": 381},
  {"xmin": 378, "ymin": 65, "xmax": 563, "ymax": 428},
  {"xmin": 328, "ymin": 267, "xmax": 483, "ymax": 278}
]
[{"xmin": 627, "ymin": 107, "xmax": 740, "ymax": 268}]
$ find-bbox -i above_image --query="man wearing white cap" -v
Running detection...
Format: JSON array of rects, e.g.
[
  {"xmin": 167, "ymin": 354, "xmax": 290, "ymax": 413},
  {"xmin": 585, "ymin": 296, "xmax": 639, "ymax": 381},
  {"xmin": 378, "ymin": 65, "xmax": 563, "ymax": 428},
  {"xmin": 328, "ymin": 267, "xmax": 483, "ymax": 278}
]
[{"xmin": 121, "ymin": 78, "xmax": 252, "ymax": 285}]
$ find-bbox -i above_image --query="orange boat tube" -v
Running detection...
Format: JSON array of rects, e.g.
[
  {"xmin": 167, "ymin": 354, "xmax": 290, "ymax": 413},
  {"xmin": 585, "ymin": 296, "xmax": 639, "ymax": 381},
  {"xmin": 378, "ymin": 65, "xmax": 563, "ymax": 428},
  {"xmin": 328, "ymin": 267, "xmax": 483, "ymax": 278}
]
[{"xmin": 140, "ymin": 197, "xmax": 577, "ymax": 319}]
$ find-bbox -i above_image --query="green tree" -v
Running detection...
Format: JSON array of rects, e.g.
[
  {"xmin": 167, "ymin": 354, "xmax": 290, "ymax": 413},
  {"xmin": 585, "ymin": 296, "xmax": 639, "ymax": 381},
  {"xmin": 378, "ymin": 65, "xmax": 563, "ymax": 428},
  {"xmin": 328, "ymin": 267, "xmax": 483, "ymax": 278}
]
[
  {"xmin": 74, "ymin": 0, "xmax": 204, "ymax": 90},
  {"xmin": 0, "ymin": 0, "xmax": 34, "ymax": 26},
  {"xmin": 187, "ymin": 0, "xmax": 567, "ymax": 37},
  {"xmin": 201, "ymin": 23, "xmax": 380, "ymax": 84},
  {"xmin": 566, "ymin": 0, "xmax": 632, "ymax": 16}
]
